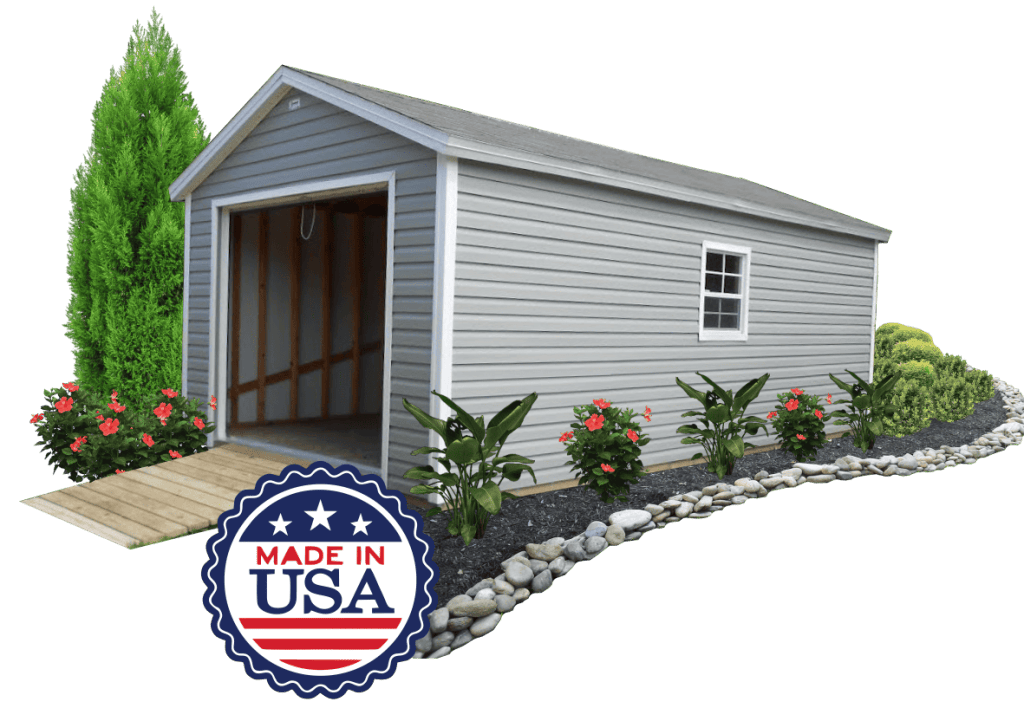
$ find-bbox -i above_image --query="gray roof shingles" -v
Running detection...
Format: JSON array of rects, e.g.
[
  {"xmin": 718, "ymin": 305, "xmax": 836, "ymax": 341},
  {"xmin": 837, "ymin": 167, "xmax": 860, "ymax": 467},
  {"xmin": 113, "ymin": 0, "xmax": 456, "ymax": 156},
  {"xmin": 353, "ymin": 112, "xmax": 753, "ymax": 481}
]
[{"xmin": 287, "ymin": 66, "xmax": 889, "ymax": 238}]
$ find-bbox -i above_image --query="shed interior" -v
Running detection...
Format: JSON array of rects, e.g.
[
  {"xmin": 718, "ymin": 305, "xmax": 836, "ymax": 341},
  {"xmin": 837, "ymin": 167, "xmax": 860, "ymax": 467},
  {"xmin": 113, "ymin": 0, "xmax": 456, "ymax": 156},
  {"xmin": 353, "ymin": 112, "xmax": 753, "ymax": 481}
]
[{"xmin": 224, "ymin": 192, "xmax": 387, "ymax": 472}]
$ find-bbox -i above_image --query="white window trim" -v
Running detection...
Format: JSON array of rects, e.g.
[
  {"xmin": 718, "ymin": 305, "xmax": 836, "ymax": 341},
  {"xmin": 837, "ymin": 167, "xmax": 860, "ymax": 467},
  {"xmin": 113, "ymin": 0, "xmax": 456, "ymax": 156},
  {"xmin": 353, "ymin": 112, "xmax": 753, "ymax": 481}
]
[{"xmin": 698, "ymin": 240, "xmax": 751, "ymax": 342}]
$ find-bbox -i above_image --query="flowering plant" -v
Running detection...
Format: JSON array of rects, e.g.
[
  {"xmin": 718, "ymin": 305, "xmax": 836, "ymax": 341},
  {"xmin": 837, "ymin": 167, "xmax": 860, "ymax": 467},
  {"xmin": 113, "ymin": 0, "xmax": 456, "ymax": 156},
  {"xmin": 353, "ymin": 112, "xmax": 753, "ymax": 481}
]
[
  {"xmin": 766, "ymin": 388, "xmax": 834, "ymax": 463},
  {"xmin": 402, "ymin": 390, "xmax": 538, "ymax": 547},
  {"xmin": 31, "ymin": 382, "xmax": 217, "ymax": 483},
  {"xmin": 675, "ymin": 372, "xmax": 771, "ymax": 479},
  {"xmin": 560, "ymin": 398, "xmax": 652, "ymax": 504},
  {"xmin": 828, "ymin": 369, "xmax": 903, "ymax": 452}
]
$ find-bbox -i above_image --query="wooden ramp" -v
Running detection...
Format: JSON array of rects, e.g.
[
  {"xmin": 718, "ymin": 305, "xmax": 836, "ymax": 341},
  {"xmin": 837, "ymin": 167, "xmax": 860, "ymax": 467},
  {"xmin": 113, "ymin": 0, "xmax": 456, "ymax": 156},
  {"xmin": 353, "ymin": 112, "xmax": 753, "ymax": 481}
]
[{"xmin": 22, "ymin": 443, "xmax": 429, "ymax": 549}]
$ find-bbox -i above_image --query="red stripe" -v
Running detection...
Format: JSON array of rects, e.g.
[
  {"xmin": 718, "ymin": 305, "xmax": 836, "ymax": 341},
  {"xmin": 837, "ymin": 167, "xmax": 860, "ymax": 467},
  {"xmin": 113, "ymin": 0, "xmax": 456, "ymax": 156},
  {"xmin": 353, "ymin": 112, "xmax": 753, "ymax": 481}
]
[
  {"xmin": 254, "ymin": 638, "xmax": 388, "ymax": 650},
  {"xmin": 281, "ymin": 659, "xmax": 359, "ymax": 670},
  {"xmin": 240, "ymin": 617, "xmax": 402, "ymax": 629}
]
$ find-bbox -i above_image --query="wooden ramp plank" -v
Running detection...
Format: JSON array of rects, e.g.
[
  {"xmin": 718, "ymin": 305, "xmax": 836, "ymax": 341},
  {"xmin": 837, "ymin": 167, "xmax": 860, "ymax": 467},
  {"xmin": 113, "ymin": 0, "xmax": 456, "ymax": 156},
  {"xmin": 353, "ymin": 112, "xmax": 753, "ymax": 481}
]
[
  {"xmin": 167, "ymin": 458, "xmax": 255, "ymax": 495},
  {"xmin": 88, "ymin": 477, "xmax": 211, "ymax": 532},
  {"xmin": 121, "ymin": 470, "xmax": 232, "ymax": 511},
  {"xmin": 93, "ymin": 475, "xmax": 223, "ymax": 527},
  {"xmin": 140, "ymin": 466, "xmax": 239, "ymax": 502},
  {"xmin": 195, "ymin": 453, "xmax": 288, "ymax": 481},
  {"xmin": 22, "ymin": 497, "xmax": 139, "ymax": 548},
  {"xmin": 176, "ymin": 456, "xmax": 266, "ymax": 486},
  {"xmin": 42, "ymin": 489, "xmax": 166, "ymax": 545},
  {"xmin": 63, "ymin": 484, "xmax": 189, "ymax": 538}
]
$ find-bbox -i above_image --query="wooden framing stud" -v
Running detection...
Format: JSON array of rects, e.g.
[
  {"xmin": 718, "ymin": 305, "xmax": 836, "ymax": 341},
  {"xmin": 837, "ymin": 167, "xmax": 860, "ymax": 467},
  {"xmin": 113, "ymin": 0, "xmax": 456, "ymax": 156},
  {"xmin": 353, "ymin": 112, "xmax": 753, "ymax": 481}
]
[{"xmin": 349, "ymin": 212, "xmax": 363, "ymax": 416}]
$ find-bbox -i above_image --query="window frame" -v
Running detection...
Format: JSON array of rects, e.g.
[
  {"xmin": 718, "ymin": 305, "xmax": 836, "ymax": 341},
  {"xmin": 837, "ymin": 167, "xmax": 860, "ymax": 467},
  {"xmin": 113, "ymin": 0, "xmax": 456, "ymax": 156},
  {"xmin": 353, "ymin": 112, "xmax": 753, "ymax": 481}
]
[{"xmin": 698, "ymin": 240, "xmax": 751, "ymax": 342}]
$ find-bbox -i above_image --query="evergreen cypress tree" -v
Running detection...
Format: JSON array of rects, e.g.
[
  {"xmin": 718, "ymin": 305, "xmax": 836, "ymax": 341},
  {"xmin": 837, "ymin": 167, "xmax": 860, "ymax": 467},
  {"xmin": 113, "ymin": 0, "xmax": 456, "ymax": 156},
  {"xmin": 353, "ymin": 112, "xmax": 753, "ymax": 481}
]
[{"xmin": 65, "ymin": 7, "xmax": 211, "ymax": 415}]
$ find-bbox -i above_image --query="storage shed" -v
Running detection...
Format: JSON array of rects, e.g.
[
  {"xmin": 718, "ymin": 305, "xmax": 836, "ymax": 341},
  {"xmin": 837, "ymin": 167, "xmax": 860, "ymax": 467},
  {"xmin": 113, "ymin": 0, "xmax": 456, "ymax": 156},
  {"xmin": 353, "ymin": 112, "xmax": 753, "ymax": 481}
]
[{"xmin": 168, "ymin": 65, "xmax": 891, "ymax": 507}]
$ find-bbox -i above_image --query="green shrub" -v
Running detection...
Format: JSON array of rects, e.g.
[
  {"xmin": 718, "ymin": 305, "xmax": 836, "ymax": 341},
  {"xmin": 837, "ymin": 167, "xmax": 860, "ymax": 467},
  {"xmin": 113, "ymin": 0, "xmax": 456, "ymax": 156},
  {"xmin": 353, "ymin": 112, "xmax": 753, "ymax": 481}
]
[
  {"xmin": 890, "ymin": 339, "xmax": 944, "ymax": 369},
  {"xmin": 895, "ymin": 360, "xmax": 937, "ymax": 389},
  {"xmin": 879, "ymin": 377, "xmax": 934, "ymax": 437},
  {"xmin": 965, "ymin": 368, "xmax": 995, "ymax": 403},
  {"xmin": 930, "ymin": 372, "xmax": 976, "ymax": 423},
  {"xmin": 874, "ymin": 323, "xmax": 935, "ymax": 361},
  {"xmin": 934, "ymin": 353, "xmax": 968, "ymax": 380}
]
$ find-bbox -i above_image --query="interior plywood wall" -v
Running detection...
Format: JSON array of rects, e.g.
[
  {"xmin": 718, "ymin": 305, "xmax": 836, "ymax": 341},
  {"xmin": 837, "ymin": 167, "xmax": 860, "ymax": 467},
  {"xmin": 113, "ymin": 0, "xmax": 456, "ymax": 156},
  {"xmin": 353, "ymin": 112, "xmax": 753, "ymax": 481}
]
[{"xmin": 229, "ymin": 202, "xmax": 386, "ymax": 424}]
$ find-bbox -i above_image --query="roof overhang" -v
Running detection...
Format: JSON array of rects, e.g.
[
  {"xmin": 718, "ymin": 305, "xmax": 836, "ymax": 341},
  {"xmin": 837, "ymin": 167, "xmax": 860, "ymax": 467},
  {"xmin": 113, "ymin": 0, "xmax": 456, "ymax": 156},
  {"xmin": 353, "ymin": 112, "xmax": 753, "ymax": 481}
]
[{"xmin": 169, "ymin": 66, "xmax": 891, "ymax": 243}]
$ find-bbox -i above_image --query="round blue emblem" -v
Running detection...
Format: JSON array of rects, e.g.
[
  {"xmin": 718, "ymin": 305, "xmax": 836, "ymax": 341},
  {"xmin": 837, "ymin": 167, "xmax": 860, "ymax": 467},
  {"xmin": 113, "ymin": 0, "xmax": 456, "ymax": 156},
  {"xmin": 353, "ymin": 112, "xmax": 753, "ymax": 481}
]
[{"xmin": 202, "ymin": 461, "xmax": 438, "ymax": 698}]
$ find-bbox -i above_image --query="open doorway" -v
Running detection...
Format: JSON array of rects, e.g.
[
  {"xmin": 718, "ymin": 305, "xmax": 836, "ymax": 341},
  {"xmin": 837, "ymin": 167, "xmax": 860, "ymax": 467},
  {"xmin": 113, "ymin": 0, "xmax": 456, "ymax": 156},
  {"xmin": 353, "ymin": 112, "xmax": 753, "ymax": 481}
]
[{"xmin": 222, "ymin": 191, "xmax": 387, "ymax": 475}]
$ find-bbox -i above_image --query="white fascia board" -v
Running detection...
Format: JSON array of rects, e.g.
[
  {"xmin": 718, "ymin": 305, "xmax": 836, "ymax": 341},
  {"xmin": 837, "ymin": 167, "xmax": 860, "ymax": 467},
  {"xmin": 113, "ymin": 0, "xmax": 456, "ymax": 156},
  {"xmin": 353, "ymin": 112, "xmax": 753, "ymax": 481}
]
[
  {"xmin": 169, "ymin": 69, "xmax": 293, "ymax": 202},
  {"xmin": 279, "ymin": 68, "xmax": 451, "ymax": 154},
  {"xmin": 426, "ymin": 154, "xmax": 458, "ymax": 508},
  {"xmin": 169, "ymin": 66, "xmax": 452, "ymax": 202},
  {"xmin": 442, "ymin": 136, "xmax": 891, "ymax": 243}
]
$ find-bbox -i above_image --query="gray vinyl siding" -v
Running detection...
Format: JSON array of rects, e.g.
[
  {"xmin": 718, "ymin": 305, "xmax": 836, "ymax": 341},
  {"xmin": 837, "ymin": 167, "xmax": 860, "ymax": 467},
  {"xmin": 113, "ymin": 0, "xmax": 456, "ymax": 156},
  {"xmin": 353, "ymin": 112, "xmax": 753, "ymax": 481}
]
[
  {"xmin": 183, "ymin": 89, "xmax": 437, "ymax": 488},
  {"xmin": 452, "ymin": 159, "xmax": 877, "ymax": 492}
]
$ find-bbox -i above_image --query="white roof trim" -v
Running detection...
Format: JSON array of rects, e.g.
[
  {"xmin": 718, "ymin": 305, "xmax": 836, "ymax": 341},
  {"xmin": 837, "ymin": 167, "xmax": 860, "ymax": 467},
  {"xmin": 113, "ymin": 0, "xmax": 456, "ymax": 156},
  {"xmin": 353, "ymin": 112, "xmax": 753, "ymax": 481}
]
[{"xmin": 169, "ymin": 66, "xmax": 889, "ymax": 241}]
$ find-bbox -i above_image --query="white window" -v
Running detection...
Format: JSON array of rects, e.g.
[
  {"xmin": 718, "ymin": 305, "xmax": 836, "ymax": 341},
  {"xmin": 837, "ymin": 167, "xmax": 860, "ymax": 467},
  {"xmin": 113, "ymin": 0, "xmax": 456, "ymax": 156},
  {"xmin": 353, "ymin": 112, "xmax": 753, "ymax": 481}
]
[{"xmin": 698, "ymin": 241, "xmax": 751, "ymax": 341}]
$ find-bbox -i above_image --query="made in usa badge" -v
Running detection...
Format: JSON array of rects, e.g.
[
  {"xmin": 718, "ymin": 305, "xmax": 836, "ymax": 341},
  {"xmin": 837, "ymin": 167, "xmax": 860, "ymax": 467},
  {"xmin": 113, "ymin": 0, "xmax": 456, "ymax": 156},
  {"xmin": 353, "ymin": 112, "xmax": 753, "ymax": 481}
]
[{"xmin": 202, "ymin": 461, "xmax": 438, "ymax": 698}]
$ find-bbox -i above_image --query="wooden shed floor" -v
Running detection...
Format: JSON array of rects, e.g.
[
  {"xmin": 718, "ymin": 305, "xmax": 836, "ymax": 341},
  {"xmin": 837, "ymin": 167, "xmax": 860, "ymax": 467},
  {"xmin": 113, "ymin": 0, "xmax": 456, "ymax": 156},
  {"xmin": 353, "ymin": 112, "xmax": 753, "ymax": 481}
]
[
  {"xmin": 21, "ymin": 443, "xmax": 431, "ymax": 549},
  {"xmin": 227, "ymin": 414, "xmax": 381, "ymax": 466}
]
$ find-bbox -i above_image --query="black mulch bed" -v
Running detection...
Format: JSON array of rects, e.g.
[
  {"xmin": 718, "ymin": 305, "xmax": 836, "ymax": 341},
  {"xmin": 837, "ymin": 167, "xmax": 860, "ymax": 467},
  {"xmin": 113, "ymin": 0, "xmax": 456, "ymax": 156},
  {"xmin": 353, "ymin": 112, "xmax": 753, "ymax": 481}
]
[{"xmin": 407, "ymin": 386, "xmax": 1012, "ymax": 614}]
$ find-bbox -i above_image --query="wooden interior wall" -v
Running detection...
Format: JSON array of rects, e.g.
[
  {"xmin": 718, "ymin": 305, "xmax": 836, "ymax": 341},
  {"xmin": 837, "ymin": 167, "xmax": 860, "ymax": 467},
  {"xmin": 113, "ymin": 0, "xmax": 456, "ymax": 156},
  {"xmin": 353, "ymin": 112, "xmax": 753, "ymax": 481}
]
[{"xmin": 227, "ymin": 195, "xmax": 387, "ymax": 431}]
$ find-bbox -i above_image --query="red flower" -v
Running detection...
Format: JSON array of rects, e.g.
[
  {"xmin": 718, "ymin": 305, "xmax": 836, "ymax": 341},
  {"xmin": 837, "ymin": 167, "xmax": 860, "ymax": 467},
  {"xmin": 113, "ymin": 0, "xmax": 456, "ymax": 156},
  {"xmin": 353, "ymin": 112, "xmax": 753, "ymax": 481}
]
[
  {"xmin": 600, "ymin": 463, "xmax": 615, "ymax": 473},
  {"xmin": 559, "ymin": 431, "xmax": 573, "ymax": 443},
  {"xmin": 584, "ymin": 414, "xmax": 605, "ymax": 432},
  {"xmin": 626, "ymin": 428, "xmax": 639, "ymax": 443},
  {"xmin": 643, "ymin": 406, "xmax": 652, "ymax": 421},
  {"xmin": 814, "ymin": 409, "xmax": 824, "ymax": 420},
  {"xmin": 593, "ymin": 398, "xmax": 611, "ymax": 410},
  {"xmin": 142, "ymin": 433, "xmax": 156, "ymax": 448},
  {"xmin": 62, "ymin": 382, "xmax": 79, "ymax": 392},
  {"xmin": 70, "ymin": 435, "xmax": 87, "ymax": 452},
  {"xmin": 827, "ymin": 394, "xmax": 833, "ymax": 404},
  {"xmin": 108, "ymin": 401, "xmax": 126, "ymax": 413},
  {"xmin": 791, "ymin": 388, "xmax": 804, "ymax": 396},
  {"xmin": 160, "ymin": 419, "xmax": 168, "ymax": 427},
  {"xmin": 785, "ymin": 399, "xmax": 800, "ymax": 412},
  {"xmin": 210, "ymin": 396, "xmax": 218, "ymax": 410},
  {"xmin": 154, "ymin": 402, "xmax": 173, "ymax": 420},
  {"xmin": 115, "ymin": 470, "xmax": 126, "ymax": 474},
  {"xmin": 168, "ymin": 450, "xmax": 182, "ymax": 459},
  {"xmin": 767, "ymin": 411, "xmax": 777, "ymax": 419},
  {"xmin": 30, "ymin": 413, "xmax": 44, "ymax": 424},
  {"xmin": 161, "ymin": 388, "xmax": 178, "ymax": 398},
  {"xmin": 95, "ymin": 414, "xmax": 104, "ymax": 420},
  {"xmin": 193, "ymin": 417, "xmax": 205, "ymax": 430},
  {"xmin": 56, "ymin": 396, "xmax": 74, "ymax": 413},
  {"xmin": 110, "ymin": 391, "xmax": 119, "ymax": 401},
  {"xmin": 99, "ymin": 417, "xmax": 120, "ymax": 436},
  {"xmin": 796, "ymin": 434, "xmax": 807, "ymax": 441}
]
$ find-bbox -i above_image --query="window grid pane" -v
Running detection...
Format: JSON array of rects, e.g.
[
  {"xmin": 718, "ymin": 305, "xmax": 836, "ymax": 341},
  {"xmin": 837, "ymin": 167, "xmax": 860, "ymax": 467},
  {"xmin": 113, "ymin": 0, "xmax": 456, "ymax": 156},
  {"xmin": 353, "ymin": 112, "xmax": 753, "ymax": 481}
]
[{"xmin": 703, "ymin": 249, "xmax": 745, "ymax": 331}]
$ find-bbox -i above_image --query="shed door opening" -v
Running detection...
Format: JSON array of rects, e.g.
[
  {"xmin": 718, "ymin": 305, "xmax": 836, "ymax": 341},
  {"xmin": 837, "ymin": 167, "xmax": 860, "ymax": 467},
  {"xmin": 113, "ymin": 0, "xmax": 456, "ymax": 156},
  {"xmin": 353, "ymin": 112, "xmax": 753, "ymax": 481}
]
[{"xmin": 225, "ymin": 192, "xmax": 387, "ymax": 472}]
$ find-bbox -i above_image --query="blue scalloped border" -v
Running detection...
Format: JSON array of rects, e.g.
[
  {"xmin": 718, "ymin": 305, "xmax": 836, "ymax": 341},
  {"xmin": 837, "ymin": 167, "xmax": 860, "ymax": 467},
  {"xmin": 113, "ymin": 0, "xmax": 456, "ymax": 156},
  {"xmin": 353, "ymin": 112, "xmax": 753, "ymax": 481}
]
[{"xmin": 201, "ymin": 462, "xmax": 438, "ymax": 698}]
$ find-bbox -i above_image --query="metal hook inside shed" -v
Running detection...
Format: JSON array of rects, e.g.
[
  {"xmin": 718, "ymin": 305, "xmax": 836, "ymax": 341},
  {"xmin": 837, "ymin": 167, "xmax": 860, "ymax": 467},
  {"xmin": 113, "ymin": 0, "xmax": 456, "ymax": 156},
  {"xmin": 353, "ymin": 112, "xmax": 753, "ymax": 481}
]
[{"xmin": 299, "ymin": 204, "xmax": 317, "ymax": 241}]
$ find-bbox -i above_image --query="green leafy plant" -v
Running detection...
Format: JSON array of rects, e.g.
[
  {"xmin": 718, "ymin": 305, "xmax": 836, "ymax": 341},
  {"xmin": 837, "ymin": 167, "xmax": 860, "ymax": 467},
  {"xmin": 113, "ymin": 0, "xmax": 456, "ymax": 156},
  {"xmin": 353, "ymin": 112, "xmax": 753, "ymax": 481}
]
[
  {"xmin": 964, "ymin": 368, "xmax": 995, "ymax": 403},
  {"xmin": 766, "ymin": 387, "xmax": 834, "ymax": 463},
  {"xmin": 828, "ymin": 369, "xmax": 903, "ymax": 451},
  {"xmin": 32, "ymin": 381, "xmax": 216, "ymax": 483},
  {"xmin": 560, "ymin": 398, "xmax": 652, "ymax": 504},
  {"xmin": 929, "ymin": 372, "xmax": 976, "ymax": 423},
  {"xmin": 675, "ymin": 372, "xmax": 771, "ymax": 480},
  {"xmin": 402, "ymin": 391, "xmax": 538, "ymax": 547}
]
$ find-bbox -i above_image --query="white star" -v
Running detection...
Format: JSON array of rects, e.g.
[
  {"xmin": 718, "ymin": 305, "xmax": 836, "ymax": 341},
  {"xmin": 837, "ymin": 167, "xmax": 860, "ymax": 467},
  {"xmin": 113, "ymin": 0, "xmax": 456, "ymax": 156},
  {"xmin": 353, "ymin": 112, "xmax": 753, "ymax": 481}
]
[
  {"xmin": 305, "ymin": 500, "xmax": 336, "ymax": 531},
  {"xmin": 351, "ymin": 514, "xmax": 372, "ymax": 536},
  {"xmin": 269, "ymin": 513, "xmax": 291, "ymax": 536}
]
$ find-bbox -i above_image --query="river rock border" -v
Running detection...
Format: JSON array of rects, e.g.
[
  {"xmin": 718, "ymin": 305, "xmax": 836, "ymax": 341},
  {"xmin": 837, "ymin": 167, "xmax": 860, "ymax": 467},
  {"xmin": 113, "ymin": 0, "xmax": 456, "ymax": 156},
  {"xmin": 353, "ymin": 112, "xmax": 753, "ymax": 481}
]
[{"xmin": 412, "ymin": 373, "xmax": 1023, "ymax": 659}]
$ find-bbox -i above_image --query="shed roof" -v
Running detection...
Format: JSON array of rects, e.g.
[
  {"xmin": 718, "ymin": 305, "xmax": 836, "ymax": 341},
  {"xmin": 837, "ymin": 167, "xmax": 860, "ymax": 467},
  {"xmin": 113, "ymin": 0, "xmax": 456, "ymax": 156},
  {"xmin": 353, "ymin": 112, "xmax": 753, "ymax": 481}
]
[{"xmin": 169, "ymin": 65, "xmax": 891, "ymax": 242}]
